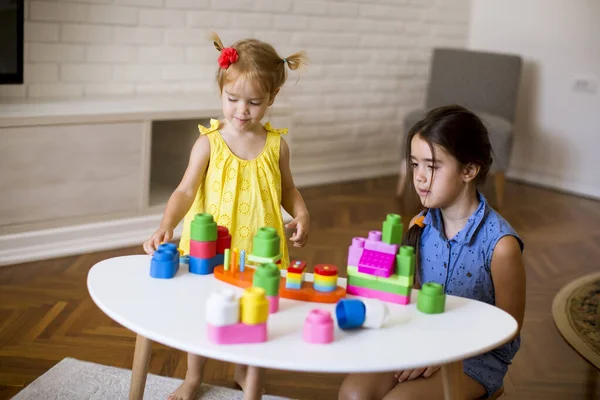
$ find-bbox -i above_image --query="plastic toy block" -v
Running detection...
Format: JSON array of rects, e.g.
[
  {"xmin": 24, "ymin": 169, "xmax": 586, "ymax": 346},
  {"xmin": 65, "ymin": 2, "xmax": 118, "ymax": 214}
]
[
  {"xmin": 216, "ymin": 226, "xmax": 231, "ymax": 254},
  {"xmin": 396, "ymin": 246, "xmax": 416, "ymax": 277},
  {"xmin": 267, "ymin": 295, "xmax": 279, "ymax": 313},
  {"xmin": 382, "ymin": 213, "xmax": 403, "ymax": 245},
  {"xmin": 240, "ymin": 287, "xmax": 269, "ymax": 325},
  {"xmin": 288, "ymin": 260, "xmax": 306, "ymax": 274},
  {"xmin": 348, "ymin": 266, "xmax": 414, "ymax": 287},
  {"xmin": 251, "ymin": 227, "xmax": 280, "ymax": 258},
  {"xmin": 150, "ymin": 245, "xmax": 179, "ymax": 279},
  {"xmin": 181, "ymin": 255, "xmax": 190, "ymax": 265},
  {"xmin": 335, "ymin": 299, "xmax": 366, "ymax": 329},
  {"xmin": 314, "ymin": 264, "xmax": 338, "ymax": 276},
  {"xmin": 190, "ymin": 240, "xmax": 217, "ymax": 259},
  {"xmin": 247, "ymin": 253, "xmax": 281, "ymax": 265},
  {"xmin": 206, "ymin": 289, "xmax": 239, "ymax": 326},
  {"xmin": 361, "ymin": 298, "xmax": 389, "ymax": 328},
  {"xmin": 214, "ymin": 253, "xmax": 224, "ymax": 265},
  {"xmin": 214, "ymin": 265, "xmax": 346, "ymax": 303},
  {"xmin": 346, "ymin": 266, "xmax": 377, "ymax": 281},
  {"xmin": 286, "ymin": 272, "xmax": 303, "ymax": 281},
  {"xmin": 385, "ymin": 273, "xmax": 414, "ymax": 288},
  {"xmin": 357, "ymin": 249, "xmax": 395, "ymax": 277},
  {"xmin": 364, "ymin": 231, "xmax": 398, "ymax": 255},
  {"xmin": 347, "ymin": 275, "xmax": 412, "ymax": 296},
  {"xmin": 189, "ymin": 254, "xmax": 219, "ymax": 275},
  {"xmin": 207, "ymin": 322, "xmax": 267, "ymax": 345},
  {"xmin": 285, "ymin": 282, "xmax": 302, "ymax": 289},
  {"xmin": 417, "ymin": 282, "xmax": 446, "ymax": 314},
  {"xmin": 313, "ymin": 282, "xmax": 337, "ymax": 293},
  {"xmin": 224, "ymin": 248, "xmax": 231, "ymax": 271},
  {"xmin": 346, "ymin": 285, "xmax": 411, "ymax": 305},
  {"xmin": 348, "ymin": 237, "xmax": 365, "ymax": 267},
  {"xmin": 253, "ymin": 263, "xmax": 281, "ymax": 297},
  {"xmin": 191, "ymin": 213, "xmax": 217, "ymax": 242},
  {"xmin": 314, "ymin": 274, "xmax": 338, "ymax": 285},
  {"xmin": 304, "ymin": 309, "xmax": 334, "ymax": 344}
]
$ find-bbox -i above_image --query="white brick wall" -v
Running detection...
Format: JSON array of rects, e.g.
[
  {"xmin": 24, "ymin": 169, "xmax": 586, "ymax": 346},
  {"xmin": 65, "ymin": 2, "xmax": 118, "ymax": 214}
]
[{"xmin": 1, "ymin": 0, "xmax": 471, "ymax": 185}]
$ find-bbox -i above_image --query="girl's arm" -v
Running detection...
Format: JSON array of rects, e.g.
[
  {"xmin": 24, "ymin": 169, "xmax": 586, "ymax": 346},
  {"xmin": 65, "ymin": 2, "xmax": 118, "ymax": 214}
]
[
  {"xmin": 143, "ymin": 135, "xmax": 210, "ymax": 253},
  {"xmin": 279, "ymin": 138, "xmax": 310, "ymax": 247},
  {"xmin": 491, "ymin": 236, "xmax": 527, "ymax": 334}
]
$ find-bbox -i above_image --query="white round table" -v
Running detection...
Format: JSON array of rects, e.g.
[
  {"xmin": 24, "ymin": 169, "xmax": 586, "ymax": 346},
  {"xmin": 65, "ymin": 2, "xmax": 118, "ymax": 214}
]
[{"xmin": 87, "ymin": 255, "xmax": 518, "ymax": 400}]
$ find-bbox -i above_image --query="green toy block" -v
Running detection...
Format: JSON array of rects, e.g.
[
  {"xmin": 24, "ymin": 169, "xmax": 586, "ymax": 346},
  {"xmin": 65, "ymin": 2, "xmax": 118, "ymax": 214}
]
[
  {"xmin": 253, "ymin": 263, "xmax": 281, "ymax": 296},
  {"xmin": 396, "ymin": 246, "xmax": 415, "ymax": 277},
  {"xmin": 348, "ymin": 275, "xmax": 412, "ymax": 296},
  {"xmin": 347, "ymin": 266, "xmax": 377, "ymax": 281},
  {"xmin": 247, "ymin": 253, "xmax": 281, "ymax": 265},
  {"xmin": 251, "ymin": 227, "xmax": 280, "ymax": 258},
  {"xmin": 417, "ymin": 282, "xmax": 446, "ymax": 314},
  {"xmin": 382, "ymin": 213, "xmax": 403, "ymax": 245},
  {"xmin": 190, "ymin": 213, "xmax": 217, "ymax": 242},
  {"xmin": 386, "ymin": 273, "xmax": 414, "ymax": 287}
]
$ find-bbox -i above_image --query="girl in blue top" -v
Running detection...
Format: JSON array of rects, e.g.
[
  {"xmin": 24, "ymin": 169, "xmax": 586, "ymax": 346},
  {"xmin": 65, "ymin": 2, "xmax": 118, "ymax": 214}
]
[{"xmin": 339, "ymin": 105, "xmax": 526, "ymax": 400}]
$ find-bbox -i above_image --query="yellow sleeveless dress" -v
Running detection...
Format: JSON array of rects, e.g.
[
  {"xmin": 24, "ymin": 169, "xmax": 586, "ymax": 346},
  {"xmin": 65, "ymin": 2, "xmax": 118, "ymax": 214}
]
[{"xmin": 179, "ymin": 119, "xmax": 289, "ymax": 269}]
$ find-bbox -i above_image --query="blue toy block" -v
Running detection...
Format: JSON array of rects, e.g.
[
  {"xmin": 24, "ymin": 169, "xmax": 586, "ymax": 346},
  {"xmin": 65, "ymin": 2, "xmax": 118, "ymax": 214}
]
[
  {"xmin": 335, "ymin": 299, "xmax": 366, "ymax": 330},
  {"xmin": 150, "ymin": 245, "xmax": 179, "ymax": 279},
  {"xmin": 214, "ymin": 253, "xmax": 224, "ymax": 266},
  {"xmin": 313, "ymin": 282, "xmax": 336, "ymax": 293},
  {"xmin": 189, "ymin": 254, "xmax": 220, "ymax": 275},
  {"xmin": 180, "ymin": 255, "xmax": 190, "ymax": 265}
]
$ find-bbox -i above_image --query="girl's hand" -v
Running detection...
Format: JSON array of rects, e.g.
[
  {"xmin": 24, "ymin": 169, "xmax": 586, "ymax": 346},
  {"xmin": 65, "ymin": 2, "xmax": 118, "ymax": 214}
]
[
  {"xmin": 394, "ymin": 366, "xmax": 440, "ymax": 382},
  {"xmin": 143, "ymin": 227, "xmax": 173, "ymax": 255},
  {"xmin": 286, "ymin": 213, "xmax": 310, "ymax": 248}
]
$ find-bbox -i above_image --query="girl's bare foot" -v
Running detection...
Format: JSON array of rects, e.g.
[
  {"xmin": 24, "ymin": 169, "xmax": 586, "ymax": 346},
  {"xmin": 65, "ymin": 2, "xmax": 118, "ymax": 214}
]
[
  {"xmin": 168, "ymin": 376, "xmax": 202, "ymax": 400},
  {"xmin": 234, "ymin": 364, "xmax": 265, "ymax": 399}
]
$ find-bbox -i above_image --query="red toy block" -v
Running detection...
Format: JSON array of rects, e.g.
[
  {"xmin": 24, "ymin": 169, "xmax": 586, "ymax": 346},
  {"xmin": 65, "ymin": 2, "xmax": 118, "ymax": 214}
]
[
  {"xmin": 314, "ymin": 264, "xmax": 338, "ymax": 276},
  {"xmin": 357, "ymin": 249, "xmax": 395, "ymax": 277},
  {"xmin": 288, "ymin": 260, "xmax": 307, "ymax": 274},
  {"xmin": 190, "ymin": 240, "xmax": 217, "ymax": 258},
  {"xmin": 216, "ymin": 226, "xmax": 232, "ymax": 254}
]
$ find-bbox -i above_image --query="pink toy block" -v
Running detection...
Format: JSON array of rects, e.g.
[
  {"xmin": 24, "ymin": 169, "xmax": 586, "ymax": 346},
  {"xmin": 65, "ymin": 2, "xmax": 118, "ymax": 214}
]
[
  {"xmin": 207, "ymin": 322, "xmax": 267, "ymax": 344},
  {"xmin": 348, "ymin": 237, "xmax": 365, "ymax": 266},
  {"xmin": 346, "ymin": 285, "xmax": 410, "ymax": 305},
  {"xmin": 303, "ymin": 309, "xmax": 334, "ymax": 344},
  {"xmin": 364, "ymin": 231, "xmax": 398, "ymax": 255},
  {"xmin": 267, "ymin": 295, "xmax": 279, "ymax": 313},
  {"xmin": 190, "ymin": 240, "xmax": 217, "ymax": 259},
  {"xmin": 357, "ymin": 249, "xmax": 395, "ymax": 277}
]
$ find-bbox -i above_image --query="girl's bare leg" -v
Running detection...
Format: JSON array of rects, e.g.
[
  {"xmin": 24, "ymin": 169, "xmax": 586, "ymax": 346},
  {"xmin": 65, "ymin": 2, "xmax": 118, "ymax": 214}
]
[
  {"xmin": 381, "ymin": 369, "xmax": 486, "ymax": 400},
  {"xmin": 338, "ymin": 372, "xmax": 398, "ymax": 400},
  {"xmin": 168, "ymin": 353, "xmax": 207, "ymax": 400}
]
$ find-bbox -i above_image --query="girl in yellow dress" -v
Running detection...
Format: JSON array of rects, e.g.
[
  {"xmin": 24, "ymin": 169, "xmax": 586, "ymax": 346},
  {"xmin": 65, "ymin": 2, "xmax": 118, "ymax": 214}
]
[{"xmin": 143, "ymin": 32, "xmax": 310, "ymax": 400}]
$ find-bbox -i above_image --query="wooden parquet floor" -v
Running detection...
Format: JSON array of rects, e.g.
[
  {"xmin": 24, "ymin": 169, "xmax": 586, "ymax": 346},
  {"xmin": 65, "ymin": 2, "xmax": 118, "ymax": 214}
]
[{"xmin": 1, "ymin": 176, "xmax": 600, "ymax": 400}]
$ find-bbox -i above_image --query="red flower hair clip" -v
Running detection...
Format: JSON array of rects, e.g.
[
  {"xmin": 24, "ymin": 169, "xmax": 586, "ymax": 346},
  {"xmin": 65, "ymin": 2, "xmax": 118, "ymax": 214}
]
[{"xmin": 218, "ymin": 47, "xmax": 238, "ymax": 69}]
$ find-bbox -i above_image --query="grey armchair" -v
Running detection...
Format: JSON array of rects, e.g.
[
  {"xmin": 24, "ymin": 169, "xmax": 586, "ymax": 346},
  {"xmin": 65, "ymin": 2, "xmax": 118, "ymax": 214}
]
[{"xmin": 397, "ymin": 47, "xmax": 523, "ymax": 208}]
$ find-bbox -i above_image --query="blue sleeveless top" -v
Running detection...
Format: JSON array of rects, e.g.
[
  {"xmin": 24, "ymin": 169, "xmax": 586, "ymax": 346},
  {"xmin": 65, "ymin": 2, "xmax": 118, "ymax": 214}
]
[{"xmin": 419, "ymin": 192, "xmax": 523, "ymax": 368}]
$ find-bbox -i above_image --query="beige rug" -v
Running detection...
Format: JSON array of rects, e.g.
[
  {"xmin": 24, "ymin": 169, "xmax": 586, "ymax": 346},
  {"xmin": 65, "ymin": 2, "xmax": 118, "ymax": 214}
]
[
  {"xmin": 11, "ymin": 358, "xmax": 293, "ymax": 400},
  {"xmin": 552, "ymin": 272, "xmax": 600, "ymax": 369}
]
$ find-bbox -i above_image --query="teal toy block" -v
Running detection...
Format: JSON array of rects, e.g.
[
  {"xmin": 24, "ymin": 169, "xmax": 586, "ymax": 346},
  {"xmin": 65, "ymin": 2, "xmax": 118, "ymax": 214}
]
[
  {"xmin": 382, "ymin": 213, "xmax": 403, "ymax": 245},
  {"xmin": 396, "ymin": 246, "xmax": 415, "ymax": 277},
  {"xmin": 191, "ymin": 213, "xmax": 218, "ymax": 242},
  {"xmin": 417, "ymin": 282, "xmax": 446, "ymax": 314}
]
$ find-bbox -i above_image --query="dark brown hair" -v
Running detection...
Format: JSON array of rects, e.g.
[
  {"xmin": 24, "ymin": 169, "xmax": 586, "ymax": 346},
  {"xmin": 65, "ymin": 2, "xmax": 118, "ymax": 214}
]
[{"xmin": 401, "ymin": 105, "xmax": 493, "ymax": 285}]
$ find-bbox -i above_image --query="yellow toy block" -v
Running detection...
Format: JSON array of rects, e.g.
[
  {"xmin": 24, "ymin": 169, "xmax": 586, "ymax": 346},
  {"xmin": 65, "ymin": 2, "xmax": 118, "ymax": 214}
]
[
  {"xmin": 314, "ymin": 274, "xmax": 338, "ymax": 285},
  {"xmin": 240, "ymin": 287, "xmax": 268, "ymax": 325},
  {"xmin": 287, "ymin": 272, "xmax": 304, "ymax": 281}
]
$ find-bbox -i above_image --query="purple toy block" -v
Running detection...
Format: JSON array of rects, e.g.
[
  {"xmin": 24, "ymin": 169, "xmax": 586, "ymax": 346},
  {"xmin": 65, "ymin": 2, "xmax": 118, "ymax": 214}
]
[
  {"xmin": 364, "ymin": 230, "xmax": 399, "ymax": 255},
  {"xmin": 357, "ymin": 249, "xmax": 395, "ymax": 277},
  {"xmin": 347, "ymin": 237, "xmax": 365, "ymax": 266}
]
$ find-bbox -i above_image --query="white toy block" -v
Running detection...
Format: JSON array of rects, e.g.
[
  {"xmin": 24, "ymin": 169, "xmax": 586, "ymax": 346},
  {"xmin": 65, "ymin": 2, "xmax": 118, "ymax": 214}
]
[
  {"xmin": 206, "ymin": 289, "xmax": 239, "ymax": 326},
  {"xmin": 362, "ymin": 298, "xmax": 389, "ymax": 329}
]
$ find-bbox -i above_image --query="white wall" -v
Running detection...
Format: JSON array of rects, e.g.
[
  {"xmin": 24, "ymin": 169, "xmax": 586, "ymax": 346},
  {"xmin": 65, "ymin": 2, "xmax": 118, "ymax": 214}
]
[
  {"xmin": 469, "ymin": 0, "xmax": 600, "ymax": 199},
  {"xmin": 0, "ymin": 0, "xmax": 472, "ymax": 187}
]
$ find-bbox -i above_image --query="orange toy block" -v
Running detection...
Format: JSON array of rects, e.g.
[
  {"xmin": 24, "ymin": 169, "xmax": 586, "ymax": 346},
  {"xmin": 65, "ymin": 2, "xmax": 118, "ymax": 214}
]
[{"xmin": 214, "ymin": 265, "xmax": 346, "ymax": 304}]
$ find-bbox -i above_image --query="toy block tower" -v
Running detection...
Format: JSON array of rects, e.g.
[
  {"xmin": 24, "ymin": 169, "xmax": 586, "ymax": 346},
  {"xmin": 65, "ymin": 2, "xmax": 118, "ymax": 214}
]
[
  {"xmin": 313, "ymin": 264, "xmax": 338, "ymax": 292},
  {"xmin": 346, "ymin": 214, "xmax": 415, "ymax": 305},
  {"xmin": 247, "ymin": 227, "xmax": 282, "ymax": 268},
  {"xmin": 189, "ymin": 213, "xmax": 221, "ymax": 275},
  {"xmin": 286, "ymin": 260, "xmax": 306, "ymax": 289},
  {"xmin": 206, "ymin": 287, "xmax": 269, "ymax": 344},
  {"xmin": 150, "ymin": 242, "xmax": 180, "ymax": 279},
  {"xmin": 253, "ymin": 262, "xmax": 281, "ymax": 313}
]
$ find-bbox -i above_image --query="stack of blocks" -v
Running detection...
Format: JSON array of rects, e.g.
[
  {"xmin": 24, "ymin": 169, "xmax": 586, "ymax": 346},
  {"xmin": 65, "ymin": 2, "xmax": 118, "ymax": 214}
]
[
  {"xmin": 150, "ymin": 243, "xmax": 180, "ymax": 279},
  {"xmin": 313, "ymin": 265, "xmax": 338, "ymax": 292},
  {"xmin": 252, "ymin": 263, "xmax": 281, "ymax": 313},
  {"xmin": 206, "ymin": 287, "xmax": 269, "ymax": 344},
  {"xmin": 189, "ymin": 213, "xmax": 231, "ymax": 275},
  {"xmin": 346, "ymin": 214, "xmax": 416, "ymax": 305},
  {"xmin": 247, "ymin": 227, "xmax": 282, "ymax": 268},
  {"xmin": 286, "ymin": 260, "xmax": 306, "ymax": 289}
]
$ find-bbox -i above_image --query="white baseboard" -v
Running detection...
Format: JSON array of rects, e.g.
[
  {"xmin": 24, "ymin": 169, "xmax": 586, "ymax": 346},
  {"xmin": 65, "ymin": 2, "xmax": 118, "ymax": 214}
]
[{"xmin": 507, "ymin": 166, "xmax": 600, "ymax": 200}]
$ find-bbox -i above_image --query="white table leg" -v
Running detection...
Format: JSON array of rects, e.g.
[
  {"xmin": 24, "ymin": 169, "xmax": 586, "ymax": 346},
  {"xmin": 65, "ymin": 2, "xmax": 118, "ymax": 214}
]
[
  {"xmin": 129, "ymin": 334, "xmax": 152, "ymax": 400},
  {"xmin": 441, "ymin": 360, "xmax": 464, "ymax": 400}
]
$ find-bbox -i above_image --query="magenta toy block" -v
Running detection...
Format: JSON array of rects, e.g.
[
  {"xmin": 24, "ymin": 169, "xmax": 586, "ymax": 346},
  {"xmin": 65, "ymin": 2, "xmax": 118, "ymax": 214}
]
[
  {"xmin": 303, "ymin": 309, "xmax": 334, "ymax": 344},
  {"xmin": 364, "ymin": 230, "xmax": 398, "ymax": 255},
  {"xmin": 207, "ymin": 322, "xmax": 267, "ymax": 344},
  {"xmin": 346, "ymin": 285, "xmax": 410, "ymax": 305},
  {"xmin": 357, "ymin": 249, "xmax": 395, "ymax": 277},
  {"xmin": 267, "ymin": 295, "xmax": 279, "ymax": 314},
  {"xmin": 348, "ymin": 237, "xmax": 365, "ymax": 266},
  {"xmin": 190, "ymin": 240, "xmax": 217, "ymax": 259}
]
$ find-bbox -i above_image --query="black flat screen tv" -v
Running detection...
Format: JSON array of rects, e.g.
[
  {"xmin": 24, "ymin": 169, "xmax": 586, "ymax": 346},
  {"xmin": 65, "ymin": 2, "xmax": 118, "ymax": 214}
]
[{"xmin": 0, "ymin": 0, "xmax": 24, "ymax": 84}]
